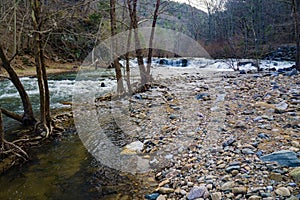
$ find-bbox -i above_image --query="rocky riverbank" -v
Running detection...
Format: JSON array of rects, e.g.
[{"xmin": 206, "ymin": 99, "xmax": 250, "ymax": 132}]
[{"xmin": 95, "ymin": 69, "xmax": 300, "ymax": 199}]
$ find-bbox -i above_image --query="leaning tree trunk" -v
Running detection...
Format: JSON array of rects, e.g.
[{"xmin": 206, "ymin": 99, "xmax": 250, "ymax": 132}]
[
  {"xmin": 110, "ymin": 0, "xmax": 124, "ymax": 94},
  {"xmin": 0, "ymin": 45, "xmax": 36, "ymax": 125}
]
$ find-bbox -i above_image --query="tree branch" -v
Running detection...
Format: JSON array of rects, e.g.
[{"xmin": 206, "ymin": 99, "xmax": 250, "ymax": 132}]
[{"xmin": 0, "ymin": 107, "xmax": 23, "ymax": 123}]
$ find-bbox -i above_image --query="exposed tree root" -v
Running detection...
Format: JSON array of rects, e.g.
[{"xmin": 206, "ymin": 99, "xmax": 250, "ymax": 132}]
[
  {"xmin": 1, "ymin": 139, "xmax": 29, "ymax": 161},
  {"xmin": 34, "ymin": 121, "xmax": 51, "ymax": 138}
]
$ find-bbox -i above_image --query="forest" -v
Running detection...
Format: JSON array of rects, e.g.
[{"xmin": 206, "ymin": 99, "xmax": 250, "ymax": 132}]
[{"xmin": 0, "ymin": 0, "xmax": 300, "ymax": 199}]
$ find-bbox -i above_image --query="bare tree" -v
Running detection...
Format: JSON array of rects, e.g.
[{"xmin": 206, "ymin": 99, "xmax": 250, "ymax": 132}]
[
  {"xmin": 110, "ymin": 0, "xmax": 125, "ymax": 94},
  {"xmin": 292, "ymin": 0, "xmax": 300, "ymax": 70},
  {"xmin": 30, "ymin": 0, "xmax": 52, "ymax": 136},
  {"xmin": 127, "ymin": 0, "xmax": 147, "ymax": 86},
  {"xmin": 0, "ymin": 45, "xmax": 36, "ymax": 125},
  {"xmin": 146, "ymin": 0, "xmax": 161, "ymax": 82},
  {"xmin": 0, "ymin": 108, "xmax": 4, "ymax": 150}
]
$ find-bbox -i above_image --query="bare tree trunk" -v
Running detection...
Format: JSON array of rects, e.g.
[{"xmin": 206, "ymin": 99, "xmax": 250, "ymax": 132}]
[
  {"xmin": 13, "ymin": 0, "xmax": 17, "ymax": 55},
  {"xmin": 125, "ymin": 27, "xmax": 133, "ymax": 94},
  {"xmin": 146, "ymin": 0, "xmax": 160, "ymax": 82},
  {"xmin": 30, "ymin": 0, "xmax": 51, "ymax": 136},
  {"xmin": 292, "ymin": 0, "xmax": 300, "ymax": 70},
  {"xmin": 40, "ymin": 46, "xmax": 51, "ymax": 130},
  {"xmin": 110, "ymin": 0, "xmax": 124, "ymax": 94},
  {"xmin": 0, "ymin": 45, "xmax": 36, "ymax": 125},
  {"xmin": 127, "ymin": 0, "xmax": 147, "ymax": 86},
  {"xmin": 0, "ymin": 108, "xmax": 4, "ymax": 149}
]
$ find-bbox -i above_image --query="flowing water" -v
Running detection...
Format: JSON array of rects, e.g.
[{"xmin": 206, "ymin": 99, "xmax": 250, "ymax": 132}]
[{"xmin": 0, "ymin": 67, "xmax": 157, "ymax": 199}]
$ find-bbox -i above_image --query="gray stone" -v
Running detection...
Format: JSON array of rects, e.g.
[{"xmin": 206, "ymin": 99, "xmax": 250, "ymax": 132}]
[
  {"xmin": 187, "ymin": 186, "xmax": 209, "ymax": 200},
  {"xmin": 222, "ymin": 138, "xmax": 236, "ymax": 147},
  {"xmin": 242, "ymin": 148, "xmax": 255, "ymax": 154},
  {"xmin": 225, "ymin": 165, "xmax": 240, "ymax": 173},
  {"xmin": 275, "ymin": 101, "xmax": 288, "ymax": 111},
  {"xmin": 260, "ymin": 150, "xmax": 300, "ymax": 167}
]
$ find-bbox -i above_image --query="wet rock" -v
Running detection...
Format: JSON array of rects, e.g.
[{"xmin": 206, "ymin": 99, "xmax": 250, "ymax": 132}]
[
  {"xmin": 181, "ymin": 59, "xmax": 188, "ymax": 67},
  {"xmin": 100, "ymin": 82, "xmax": 106, "ymax": 87},
  {"xmin": 266, "ymin": 186, "xmax": 273, "ymax": 191},
  {"xmin": 288, "ymin": 182, "xmax": 297, "ymax": 187},
  {"xmin": 260, "ymin": 192, "xmax": 271, "ymax": 198},
  {"xmin": 258, "ymin": 133, "xmax": 269, "ymax": 139},
  {"xmin": 187, "ymin": 186, "xmax": 209, "ymax": 200},
  {"xmin": 145, "ymin": 193, "xmax": 160, "ymax": 200},
  {"xmin": 134, "ymin": 94, "xmax": 142, "ymax": 100},
  {"xmin": 260, "ymin": 150, "xmax": 300, "ymax": 167},
  {"xmin": 222, "ymin": 138, "xmax": 236, "ymax": 147},
  {"xmin": 289, "ymin": 167, "xmax": 300, "ymax": 182},
  {"xmin": 169, "ymin": 115, "xmax": 177, "ymax": 120},
  {"xmin": 275, "ymin": 187, "xmax": 291, "ymax": 197},
  {"xmin": 196, "ymin": 93, "xmax": 210, "ymax": 101}
]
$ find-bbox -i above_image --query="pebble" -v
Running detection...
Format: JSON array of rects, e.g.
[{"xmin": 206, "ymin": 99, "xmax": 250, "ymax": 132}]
[
  {"xmin": 242, "ymin": 148, "xmax": 255, "ymax": 154},
  {"xmin": 291, "ymin": 141, "xmax": 300, "ymax": 148},
  {"xmin": 210, "ymin": 192, "xmax": 222, "ymax": 200},
  {"xmin": 248, "ymin": 195, "xmax": 262, "ymax": 200},
  {"xmin": 289, "ymin": 167, "xmax": 300, "ymax": 182},
  {"xmin": 109, "ymin": 72, "xmax": 300, "ymax": 199},
  {"xmin": 157, "ymin": 195, "xmax": 166, "ymax": 200},
  {"xmin": 221, "ymin": 181, "xmax": 235, "ymax": 191},
  {"xmin": 269, "ymin": 172, "xmax": 283, "ymax": 182},
  {"xmin": 232, "ymin": 186, "xmax": 248, "ymax": 195},
  {"xmin": 225, "ymin": 165, "xmax": 240, "ymax": 173},
  {"xmin": 157, "ymin": 187, "xmax": 174, "ymax": 194},
  {"xmin": 158, "ymin": 179, "xmax": 170, "ymax": 187}
]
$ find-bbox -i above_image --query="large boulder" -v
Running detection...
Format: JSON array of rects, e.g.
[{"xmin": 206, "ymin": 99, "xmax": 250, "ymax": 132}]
[{"xmin": 260, "ymin": 150, "xmax": 300, "ymax": 167}]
